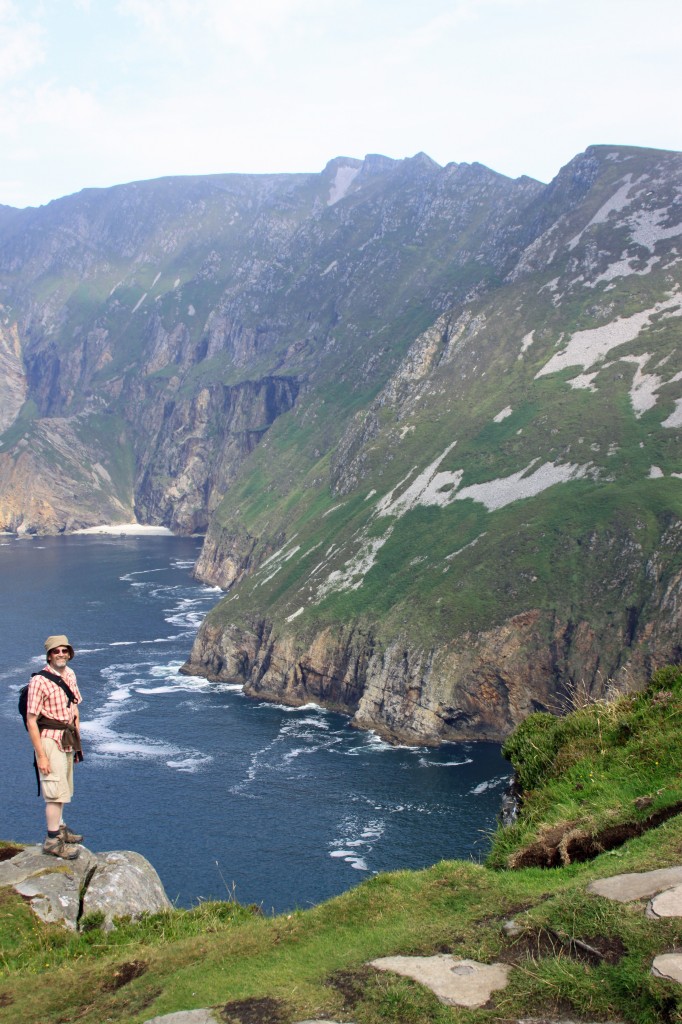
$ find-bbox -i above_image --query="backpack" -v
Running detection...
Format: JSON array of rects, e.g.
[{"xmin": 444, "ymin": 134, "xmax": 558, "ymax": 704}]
[{"xmin": 19, "ymin": 670, "xmax": 78, "ymax": 730}]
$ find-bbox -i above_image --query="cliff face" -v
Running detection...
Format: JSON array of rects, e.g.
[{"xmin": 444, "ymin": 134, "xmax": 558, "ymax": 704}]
[
  {"xmin": 185, "ymin": 537, "xmax": 682, "ymax": 744},
  {"xmin": 131, "ymin": 375, "xmax": 299, "ymax": 533},
  {"xmin": 182, "ymin": 145, "xmax": 682, "ymax": 742},
  {"xmin": 3, "ymin": 145, "xmax": 682, "ymax": 741},
  {"xmin": 0, "ymin": 154, "xmax": 541, "ymax": 534}
]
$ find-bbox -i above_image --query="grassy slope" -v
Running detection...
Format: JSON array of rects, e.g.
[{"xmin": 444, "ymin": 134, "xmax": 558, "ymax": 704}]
[
  {"xmin": 201, "ymin": 245, "xmax": 682, "ymax": 663},
  {"xmin": 2, "ymin": 667, "xmax": 682, "ymax": 1024},
  {"xmin": 194, "ymin": 147, "xmax": 682, "ymax": 674}
]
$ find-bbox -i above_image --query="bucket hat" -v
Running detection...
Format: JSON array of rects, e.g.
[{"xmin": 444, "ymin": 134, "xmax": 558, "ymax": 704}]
[{"xmin": 44, "ymin": 635, "xmax": 75, "ymax": 660}]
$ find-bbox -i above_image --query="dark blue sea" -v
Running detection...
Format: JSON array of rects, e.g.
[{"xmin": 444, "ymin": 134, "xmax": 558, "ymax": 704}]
[{"xmin": 0, "ymin": 535, "xmax": 510, "ymax": 913}]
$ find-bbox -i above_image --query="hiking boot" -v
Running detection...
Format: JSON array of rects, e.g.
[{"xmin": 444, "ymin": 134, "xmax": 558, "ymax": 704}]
[
  {"xmin": 43, "ymin": 836, "xmax": 80, "ymax": 860},
  {"xmin": 59, "ymin": 823, "xmax": 83, "ymax": 844}
]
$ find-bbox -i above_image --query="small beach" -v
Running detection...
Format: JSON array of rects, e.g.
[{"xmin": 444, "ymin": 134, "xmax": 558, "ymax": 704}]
[{"xmin": 72, "ymin": 524, "xmax": 173, "ymax": 536}]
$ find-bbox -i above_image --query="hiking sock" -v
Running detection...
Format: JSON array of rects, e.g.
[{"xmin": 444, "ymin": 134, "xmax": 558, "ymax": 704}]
[{"xmin": 47, "ymin": 829, "xmax": 60, "ymax": 839}]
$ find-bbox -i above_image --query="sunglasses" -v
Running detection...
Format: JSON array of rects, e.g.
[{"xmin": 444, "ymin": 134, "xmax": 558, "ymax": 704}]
[{"xmin": 51, "ymin": 647, "xmax": 70, "ymax": 655}]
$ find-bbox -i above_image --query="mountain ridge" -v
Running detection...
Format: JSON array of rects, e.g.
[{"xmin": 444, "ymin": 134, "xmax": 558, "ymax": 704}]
[{"xmin": 1, "ymin": 144, "xmax": 681, "ymax": 741}]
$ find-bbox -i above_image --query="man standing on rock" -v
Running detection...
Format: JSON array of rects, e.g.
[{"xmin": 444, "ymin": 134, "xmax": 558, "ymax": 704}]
[{"xmin": 26, "ymin": 635, "xmax": 84, "ymax": 860}]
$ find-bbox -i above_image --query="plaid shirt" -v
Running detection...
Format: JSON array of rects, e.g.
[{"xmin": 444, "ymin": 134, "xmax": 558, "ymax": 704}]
[{"xmin": 27, "ymin": 665, "xmax": 82, "ymax": 752}]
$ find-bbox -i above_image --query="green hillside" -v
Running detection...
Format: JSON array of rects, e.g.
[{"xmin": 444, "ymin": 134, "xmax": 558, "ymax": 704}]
[
  {"xmin": 180, "ymin": 145, "xmax": 682, "ymax": 743},
  {"xmin": 2, "ymin": 666, "xmax": 682, "ymax": 1023}
]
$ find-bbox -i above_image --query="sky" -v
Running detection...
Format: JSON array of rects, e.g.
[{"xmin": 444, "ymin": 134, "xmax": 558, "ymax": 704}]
[{"xmin": 1, "ymin": 0, "xmax": 680, "ymax": 209}]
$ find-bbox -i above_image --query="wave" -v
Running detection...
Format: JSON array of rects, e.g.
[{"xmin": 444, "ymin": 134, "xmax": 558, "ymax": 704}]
[
  {"xmin": 82, "ymin": 705, "xmax": 210, "ymax": 772},
  {"xmin": 119, "ymin": 568, "xmax": 167, "ymax": 580},
  {"xmin": 166, "ymin": 754, "xmax": 212, "ymax": 773},
  {"xmin": 470, "ymin": 775, "xmax": 511, "ymax": 795},
  {"xmin": 135, "ymin": 682, "xmax": 210, "ymax": 695},
  {"xmin": 418, "ymin": 757, "xmax": 474, "ymax": 768},
  {"xmin": 328, "ymin": 814, "xmax": 385, "ymax": 872}
]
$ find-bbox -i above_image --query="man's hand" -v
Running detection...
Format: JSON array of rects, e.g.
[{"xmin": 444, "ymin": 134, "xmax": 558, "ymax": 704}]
[{"xmin": 27, "ymin": 713, "xmax": 50, "ymax": 773}]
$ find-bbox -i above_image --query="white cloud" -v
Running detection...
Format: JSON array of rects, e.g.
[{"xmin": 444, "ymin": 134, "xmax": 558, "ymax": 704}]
[
  {"xmin": 118, "ymin": 0, "xmax": 338, "ymax": 62},
  {"xmin": 0, "ymin": 0, "xmax": 44, "ymax": 82},
  {"xmin": 1, "ymin": 0, "xmax": 681, "ymax": 206}
]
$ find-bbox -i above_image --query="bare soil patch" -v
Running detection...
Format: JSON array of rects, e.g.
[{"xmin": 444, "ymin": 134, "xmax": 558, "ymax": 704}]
[
  {"xmin": 499, "ymin": 926, "xmax": 627, "ymax": 966},
  {"xmin": 509, "ymin": 802, "xmax": 682, "ymax": 868},
  {"xmin": 220, "ymin": 996, "xmax": 291, "ymax": 1024},
  {"xmin": 0, "ymin": 845, "xmax": 22, "ymax": 862},
  {"xmin": 326, "ymin": 965, "xmax": 375, "ymax": 1009},
  {"xmin": 103, "ymin": 959, "xmax": 148, "ymax": 990}
]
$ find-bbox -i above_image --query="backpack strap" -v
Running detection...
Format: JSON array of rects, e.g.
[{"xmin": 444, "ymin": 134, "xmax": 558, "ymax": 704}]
[{"xmin": 31, "ymin": 670, "xmax": 78, "ymax": 706}]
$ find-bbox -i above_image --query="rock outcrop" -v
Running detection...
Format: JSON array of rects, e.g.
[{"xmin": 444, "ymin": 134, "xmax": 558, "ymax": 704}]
[
  {"xmin": 0, "ymin": 844, "xmax": 172, "ymax": 930},
  {"xmin": 184, "ymin": 592, "xmax": 682, "ymax": 745}
]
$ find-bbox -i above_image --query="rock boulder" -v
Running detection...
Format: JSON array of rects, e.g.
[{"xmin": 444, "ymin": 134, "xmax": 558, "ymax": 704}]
[{"xmin": 0, "ymin": 844, "xmax": 171, "ymax": 930}]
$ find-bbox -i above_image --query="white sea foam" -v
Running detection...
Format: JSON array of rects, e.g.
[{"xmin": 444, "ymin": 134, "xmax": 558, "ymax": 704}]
[
  {"xmin": 364, "ymin": 730, "xmax": 418, "ymax": 751},
  {"xmin": 120, "ymin": 568, "xmax": 167, "ymax": 580},
  {"xmin": 271, "ymin": 701, "xmax": 326, "ymax": 714},
  {"xmin": 329, "ymin": 813, "xmax": 384, "ymax": 872},
  {"xmin": 135, "ymin": 683, "xmax": 208, "ymax": 695},
  {"xmin": 109, "ymin": 687, "xmax": 132, "ymax": 702},
  {"xmin": 470, "ymin": 775, "xmax": 511, "ymax": 795},
  {"xmin": 96, "ymin": 738, "xmax": 177, "ymax": 756},
  {"xmin": 419, "ymin": 757, "xmax": 473, "ymax": 768},
  {"xmin": 166, "ymin": 755, "xmax": 212, "ymax": 773}
]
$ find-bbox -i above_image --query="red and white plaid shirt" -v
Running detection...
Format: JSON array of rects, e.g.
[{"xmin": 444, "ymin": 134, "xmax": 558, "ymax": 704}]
[{"xmin": 27, "ymin": 665, "xmax": 82, "ymax": 752}]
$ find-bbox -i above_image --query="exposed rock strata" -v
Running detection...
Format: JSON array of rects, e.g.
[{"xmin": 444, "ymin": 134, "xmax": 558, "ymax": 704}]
[
  {"xmin": 0, "ymin": 319, "xmax": 27, "ymax": 432},
  {"xmin": 184, "ymin": 602, "xmax": 680, "ymax": 744},
  {"xmin": 132, "ymin": 376, "xmax": 299, "ymax": 533},
  {"xmin": 0, "ymin": 418, "xmax": 133, "ymax": 534}
]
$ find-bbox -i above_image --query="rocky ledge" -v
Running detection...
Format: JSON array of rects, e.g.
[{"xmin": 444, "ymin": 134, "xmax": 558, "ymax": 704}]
[
  {"xmin": 183, "ymin": 602, "xmax": 674, "ymax": 745},
  {"xmin": 0, "ymin": 843, "xmax": 171, "ymax": 931}
]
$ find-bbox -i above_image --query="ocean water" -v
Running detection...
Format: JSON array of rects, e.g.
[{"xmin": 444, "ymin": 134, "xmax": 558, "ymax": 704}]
[{"xmin": 0, "ymin": 535, "xmax": 510, "ymax": 913}]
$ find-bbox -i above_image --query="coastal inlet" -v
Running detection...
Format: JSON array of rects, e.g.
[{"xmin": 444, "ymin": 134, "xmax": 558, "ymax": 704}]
[{"xmin": 0, "ymin": 534, "xmax": 510, "ymax": 912}]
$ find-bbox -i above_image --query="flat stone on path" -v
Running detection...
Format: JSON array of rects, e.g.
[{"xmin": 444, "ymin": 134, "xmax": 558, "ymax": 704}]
[
  {"xmin": 143, "ymin": 1013, "xmax": 220, "ymax": 1024},
  {"xmin": 647, "ymin": 882, "xmax": 682, "ymax": 919},
  {"xmin": 652, "ymin": 954, "xmax": 682, "ymax": 984},
  {"xmin": 371, "ymin": 955, "xmax": 510, "ymax": 1008},
  {"xmin": 142, "ymin": 1016, "xmax": 352, "ymax": 1024},
  {"xmin": 587, "ymin": 866, "xmax": 682, "ymax": 903}
]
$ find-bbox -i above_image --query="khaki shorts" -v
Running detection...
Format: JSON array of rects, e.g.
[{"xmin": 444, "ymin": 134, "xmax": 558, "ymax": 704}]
[{"xmin": 40, "ymin": 736, "xmax": 74, "ymax": 804}]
